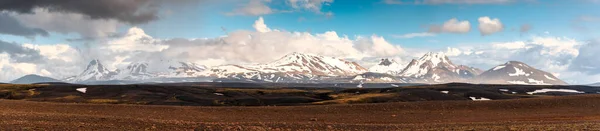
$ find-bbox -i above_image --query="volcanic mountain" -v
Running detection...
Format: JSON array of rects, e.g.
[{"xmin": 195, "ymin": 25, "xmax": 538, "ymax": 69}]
[
  {"xmin": 368, "ymin": 58, "xmax": 404, "ymax": 75},
  {"xmin": 398, "ymin": 52, "xmax": 483, "ymax": 83},
  {"xmin": 207, "ymin": 52, "xmax": 367, "ymax": 76},
  {"xmin": 64, "ymin": 60, "xmax": 118, "ymax": 82},
  {"xmin": 11, "ymin": 74, "xmax": 62, "ymax": 84},
  {"xmin": 474, "ymin": 61, "xmax": 567, "ymax": 85}
]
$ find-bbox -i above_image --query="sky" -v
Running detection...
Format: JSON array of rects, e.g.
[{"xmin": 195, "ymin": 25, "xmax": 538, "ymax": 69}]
[{"xmin": 1, "ymin": 0, "xmax": 600, "ymax": 84}]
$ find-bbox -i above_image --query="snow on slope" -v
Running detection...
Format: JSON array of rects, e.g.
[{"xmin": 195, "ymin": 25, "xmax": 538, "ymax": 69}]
[
  {"xmin": 475, "ymin": 61, "xmax": 567, "ymax": 85},
  {"xmin": 398, "ymin": 52, "xmax": 482, "ymax": 83},
  {"xmin": 205, "ymin": 52, "xmax": 367, "ymax": 77},
  {"xmin": 368, "ymin": 58, "xmax": 404, "ymax": 75},
  {"xmin": 166, "ymin": 62, "xmax": 207, "ymax": 77},
  {"xmin": 66, "ymin": 60, "xmax": 118, "ymax": 82}
]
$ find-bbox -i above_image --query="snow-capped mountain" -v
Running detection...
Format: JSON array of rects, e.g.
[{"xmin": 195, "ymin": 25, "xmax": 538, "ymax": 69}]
[
  {"xmin": 165, "ymin": 62, "xmax": 207, "ymax": 77},
  {"xmin": 115, "ymin": 62, "xmax": 154, "ymax": 80},
  {"xmin": 65, "ymin": 60, "xmax": 118, "ymax": 82},
  {"xmin": 398, "ymin": 52, "xmax": 482, "ymax": 83},
  {"xmin": 206, "ymin": 52, "xmax": 367, "ymax": 77},
  {"xmin": 474, "ymin": 61, "xmax": 567, "ymax": 85},
  {"xmin": 368, "ymin": 58, "xmax": 404, "ymax": 75}
]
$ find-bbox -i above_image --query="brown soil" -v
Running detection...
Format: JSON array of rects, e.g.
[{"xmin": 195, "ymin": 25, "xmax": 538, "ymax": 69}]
[{"xmin": 2, "ymin": 94, "xmax": 600, "ymax": 130}]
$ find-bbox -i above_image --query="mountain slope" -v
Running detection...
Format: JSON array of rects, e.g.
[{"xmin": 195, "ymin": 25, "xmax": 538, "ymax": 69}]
[
  {"xmin": 66, "ymin": 60, "xmax": 118, "ymax": 82},
  {"xmin": 11, "ymin": 74, "xmax": 62, "ymax": 84},
  {"xmin": 398, "ymin": 52, "xmax": 482, "ymax": 83},
  {"xmin": 206, "ymin": 52, "xmax": 367, "ymax": 77},
  {"xmin": 115, "ymin": 62, "xmax": 154, "ymax": 80},
  {"xmin": 474, "ymin": 61, "xmax": 567, "ymax": 85},
  {"xmin": 166, "ymin": 62, "xmax": 207, "ymax": 77},
  {"xmin": 368, "ymin": 58, "xmax": 404, "ymax": 75}
]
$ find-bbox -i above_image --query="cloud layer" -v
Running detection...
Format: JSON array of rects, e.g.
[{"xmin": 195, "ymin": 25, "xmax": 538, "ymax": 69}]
[
  {"xmin": 478, "ymin": 16, "xmax": 503, "ymax": 36},
  {"xmin": 429, "ymin": 18, "xmax": 471, "ymax": 33},
  {"xmin": 0, "ymin": 17, "xmax": 406, "ymax": 82}
]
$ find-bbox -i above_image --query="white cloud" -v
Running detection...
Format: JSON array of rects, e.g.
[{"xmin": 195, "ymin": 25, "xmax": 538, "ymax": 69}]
[
  {"xmin": 448, "ymin": 36, "xmax": 588, "ymax": 84},
  {"xmin": 227, "ymin": 0, "xmax": 273, "ymax": 16},
  {"xmin": 253, "ymin": 17, "xmax": 272, "ymax": 33},
  {"xmin": 429, "ymin": 18, "xmax": 471, "ymax": 33},
  {"xmin": 392, "ymin": 32, "xmax": 436, "ymax": 39},
  {"xmin": 445, "ymin": 47, "xmax": 462, "ymax": 56},
  {"xmin": 104, "ymin": 27, "xmax": 169, "ymax": 52},
  {"xmin": 478, "ymin": 16, "xmax": 504, "ymax": 36},
  {"xmin": 22, "ymin": 44, "xmax": 80, "ymax": 62},
  {"xmin": 228, "ymin": 0, "xmax": 334, "ymax": 16},
  {"xmin": 287, "ymin": 0, "xmax": 334, "ymax": 14},
  {"xmin": 492, "ymin": 41, "xmax": 526, "ymax": 49}
]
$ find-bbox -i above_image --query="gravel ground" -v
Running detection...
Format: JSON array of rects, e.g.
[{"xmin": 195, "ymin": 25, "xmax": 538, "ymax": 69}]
[{"xmin": 1, "ymin": 95, "xmax": 600, "ymax": 130}]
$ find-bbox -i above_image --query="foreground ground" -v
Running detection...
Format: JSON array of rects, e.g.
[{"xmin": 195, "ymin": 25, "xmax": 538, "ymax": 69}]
[{"xmin": 2, "ymin": 94, "xmax": 600, "ymax": 130}]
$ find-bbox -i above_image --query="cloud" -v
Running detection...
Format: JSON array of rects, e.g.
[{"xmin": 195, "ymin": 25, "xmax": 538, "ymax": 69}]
[
  {"xmin": 103, "ymin": 27, "xmax": 169, "ymax": 53},
  {"xmin": 228, "ymin": 0, "xmax": 334, "ymax": 16},
  {"xmin": 0, "ymin": 40, "xmax": 44, "ymax": 63},
  {"xmin": 227, "ymin": 0, "xmax": 273, "ymax": 16},
  {"xmin": 0, "ymin": 0, "xmax": 163, "ymax": 24},
  {"xmin": 478, "ymin": 16, "xmax": 503, "ymax": 36},
  {"xmin": 0, "ymin": 13, "xmax": 48, "ymax": 37},
  {"xmin": 253, "ymin": 17, "xmax": 272, "ymax": 32},
  {"xmin": 429, "ymin": 18, "xmax": 471, "ymax": 33},
  {"xmin": 520, "ymin": 24, "xmax": 532, "ymax": 34},
  {"xmin": 7, "ymin": 16, "xmax": 403, "ymax": 79},
  {"xmin": 0, "ymin": 40, "xmax": 85, "ymax": 82},
  {"xmin": 571, "ymin": 40, "xmax": 600, "ymax": 74},
  {"xmin": 287, "ymin": 0, "xmax": 334, "ymax": 14},
  {"xmin": 10, "ymin": 8, "xmax": 121, "ymax": 38},
  {"xmin": 448, "ymin": 36, "xmax": 589, "ymax": 83}
]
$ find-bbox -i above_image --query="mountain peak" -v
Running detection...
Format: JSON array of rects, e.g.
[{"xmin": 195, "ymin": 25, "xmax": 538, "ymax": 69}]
[
  {"xmin": 66, "ymin": 59, "xmax": 117, "ymax": 82},
  {"xmin": 369, "ymin": 58, "xmax": 403, "ymax": 75},
  {"xmin": 419, "ymin": 52, "xmax": 450, "ymax": 67},
  {"xmin": 11, "ymin": 74, "xmax": 62, "ymax": 84},
  {"xmin": 399, "ymin": 52, "xmax": 480, "ymax": 83},
  {"xmin": 378, "ymin": 58, "xmax": 394, "ymax": 66},
  {"xmin": 476, "ymin": 61, "xmax": 567, "ymax": 85}
]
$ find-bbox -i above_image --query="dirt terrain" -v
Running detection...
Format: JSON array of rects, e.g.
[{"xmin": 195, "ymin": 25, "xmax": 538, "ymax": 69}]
[{"xmin": 2, "ymin": 94, "xmax": 600, "ymax": 130}]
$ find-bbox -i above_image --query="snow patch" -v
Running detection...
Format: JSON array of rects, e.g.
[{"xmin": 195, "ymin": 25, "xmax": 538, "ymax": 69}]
[
  {"xmin": 391, "ymin": 84, "xmax": 399, "ymax": 87},
  {"xmin": 76, "ymin": 88, "xmax": 87, "ymax": 93},
  {"xmin": 499, "ymin": 89, "xmax": 509, "ymax": 92},
  {"xmin": 527, "ymin": 78, "xmax": 548, "ymax": 85},
  {"xmin": 526, "ymin": 89, "xmax": 584, "ymax": 95},
  {"xmin": 440, "ymin": 91, "xmax": 449, "ymax": 94},
  {"xmin": 508, "ymin": 67, "xmax": 529, "ymax": 76},
  {"xmin": 469, "ymin": 97, "xmax": 491, "ymax": 101},
  {"xmin": 507, "ymin": 80, "xmax": 527, "ymax": 84},
  {"xmin": 492, "ymin": 65, "xmax": 506, "ymax": 71},
  {"xmin": 544, "ymin": 74, "xmax": 556, "ymax": 80}
]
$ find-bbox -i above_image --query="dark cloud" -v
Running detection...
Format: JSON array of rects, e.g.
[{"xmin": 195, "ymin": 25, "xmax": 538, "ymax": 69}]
[
  {"xmin": 0, "ymin": 0, "xmax": 159, "ymax": 24},
  {"xmin": 0, "ymin": 40, "xmax": 43, "ymax": 62},
  {"xmin": 0, "ymin": 13, "xmax": 48, "ymax": 37}
]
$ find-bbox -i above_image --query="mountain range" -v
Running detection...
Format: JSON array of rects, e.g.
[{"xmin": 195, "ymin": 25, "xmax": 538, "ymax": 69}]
[{"xmin": 10, "ymin": 52, "xmax": 567, "ymax": 85}]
